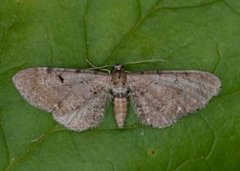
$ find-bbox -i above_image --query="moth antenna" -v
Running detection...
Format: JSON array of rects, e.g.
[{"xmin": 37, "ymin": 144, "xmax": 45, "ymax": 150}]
[
  {"xmin": 122, "ymin": 58, "xmax": 165, "ymax": 66},
  {"xmin": 85, "ymin": 58, "xmax": 165, "ymax": 73},
  {"xmin": 85, "ymin": 58, "xmax": 113, "ymax": 74},
  {"xmin": 125, "ymin": 70, "xmax": 132, "ymax": 73},
  {"xmin": 85, "ymin": 58, "xmax": 96, "ymax": 68}
]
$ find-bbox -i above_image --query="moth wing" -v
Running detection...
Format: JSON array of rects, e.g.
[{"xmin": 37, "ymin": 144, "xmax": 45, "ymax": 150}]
[
  {"xmin": 127, "ymin": 71, "xmax": 221, "ymax": 128},
  {"xmin": 13, "ymin": 67, "xmax": 112, "ymax": 131}
]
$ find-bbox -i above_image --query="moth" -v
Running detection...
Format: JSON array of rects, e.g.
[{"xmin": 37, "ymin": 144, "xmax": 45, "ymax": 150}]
[{"xmin": 13, "ymin": 65, "xmax": 221, "ymax": 132}]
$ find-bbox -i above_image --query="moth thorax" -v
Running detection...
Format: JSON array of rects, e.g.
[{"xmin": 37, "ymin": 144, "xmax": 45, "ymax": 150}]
[
  {"xmin": 114, "ymin": 97, "xmax": 127, "ymax": 128},
  {"xmin": 112, "ymin": 67, "xmax": 127, "ymax": 85},
  {"xmin": 111, "ymin": 86, "xmax": 128, "ymax": 97}
]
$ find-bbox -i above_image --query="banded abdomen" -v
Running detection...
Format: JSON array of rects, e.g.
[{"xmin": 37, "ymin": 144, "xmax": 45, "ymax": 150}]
[{"xmin": 114, "ymin": 97, "xmax": 127, "ymax": 128}]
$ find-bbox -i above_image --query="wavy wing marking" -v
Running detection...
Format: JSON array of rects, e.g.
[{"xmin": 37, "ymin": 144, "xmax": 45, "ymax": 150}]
[
  {"xmin": 127, "ymin": 71, "xmax": 221, "ymax": 128},
  {"xmin": 13, "ymin": 67, "xmax": 112, "ymax": 131}
]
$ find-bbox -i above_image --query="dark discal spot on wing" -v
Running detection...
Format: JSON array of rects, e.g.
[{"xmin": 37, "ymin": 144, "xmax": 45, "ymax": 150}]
[
  {"xmin": 12, "ymin": 67, "xmax": 113, "ymax": 132},
  {"xmin": 58, "ymin": 75, "xmax": 64, "ymax": 83}
]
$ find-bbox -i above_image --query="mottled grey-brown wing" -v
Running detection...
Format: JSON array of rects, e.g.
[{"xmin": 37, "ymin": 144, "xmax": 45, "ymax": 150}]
[
  {"xmin": 127, "ymin": 71, "xmax": 221, "ymax": 128},
  {"xmin": 13, "ymin": 67, "xmax": 112, "ymax": 132}
]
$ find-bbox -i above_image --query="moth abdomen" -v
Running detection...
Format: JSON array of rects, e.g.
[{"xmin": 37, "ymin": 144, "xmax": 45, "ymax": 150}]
[
  {"xmin": 114, "ymin": 97, "xmax": 127, "ymax": 128},
  {"xmin": 111, "ymin": 86, "xmax": 129, "ymax": 128}
]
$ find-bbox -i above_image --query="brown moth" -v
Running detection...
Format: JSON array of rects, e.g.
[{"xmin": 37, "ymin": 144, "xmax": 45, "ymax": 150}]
[{"xmin": 12, "ymin": 65, "xmax": 221, "ymax": 132}]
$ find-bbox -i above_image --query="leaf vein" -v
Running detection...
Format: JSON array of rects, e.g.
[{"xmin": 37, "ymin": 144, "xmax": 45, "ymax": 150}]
[
  {"xmin": 105, "ymin": 0, "xmax": 221, "ymax": 64},
  {"xmin": 83, "ymin": 0, "xmax": 90, "ymax": 62},
  {"xmin": 136, "ymin": 0, "xmax": 142, "ymax": 18},
  {"xmin": 4, "ymin": 124, "xmax": 58, "ymax": 171},
  {"xmin": 0, "ymin": 1, "xmax": 21, "ymax": 54},
  {"xmin": 223, "ymin": 0, "xmax": 240, "ymax": 17},
  {"xmin": 161, "ymin": 0, "xmax": 221, "ymax": 10},
  {"xmin": 212, "ymin": 42, "xmax": 223, "ymax": 73},
  {"xmin": 199, "ymin": 115, "xmax": 216, "ymax": 158},
  {"xmin": 105, "ymin": 0, "xmax": 163, "ymax": 63},
  {"xmin": 0, "ymin": 122, "xmax": 11, "ymax": 170}
]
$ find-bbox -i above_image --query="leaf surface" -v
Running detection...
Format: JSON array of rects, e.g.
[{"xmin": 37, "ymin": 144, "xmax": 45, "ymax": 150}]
[{"xmin": 1, "ymin": 0, "xmax": 240, "ymax": 170}]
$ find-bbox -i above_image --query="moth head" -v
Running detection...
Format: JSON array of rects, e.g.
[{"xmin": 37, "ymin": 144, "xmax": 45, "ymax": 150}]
[
  {"xmin": 112, "ymin": 65, "xmax": 126, "ymax": 85},
  {"xmin": 113, "ymin": 65, "xmax": 124, "ymax": 71}
]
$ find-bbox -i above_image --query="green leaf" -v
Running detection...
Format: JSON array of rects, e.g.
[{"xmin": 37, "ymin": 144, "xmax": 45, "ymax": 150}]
[{"xmin": 1, "ymin": 0, "xmax": 240, "ymax": 170}]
